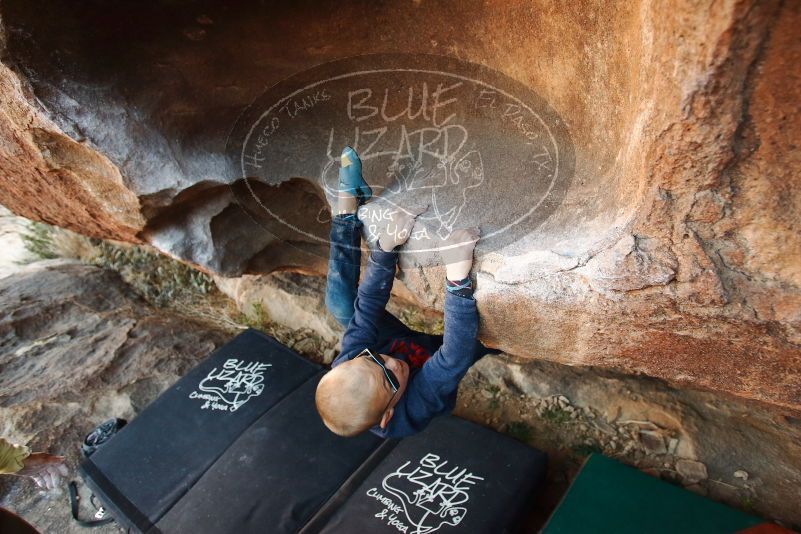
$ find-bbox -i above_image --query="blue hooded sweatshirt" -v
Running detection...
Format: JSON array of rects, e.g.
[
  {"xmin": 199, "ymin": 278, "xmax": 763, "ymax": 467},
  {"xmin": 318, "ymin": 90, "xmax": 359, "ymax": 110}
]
[{"xmin": 331, "ymin": 249, "xmax": 482, "ymax": 438}]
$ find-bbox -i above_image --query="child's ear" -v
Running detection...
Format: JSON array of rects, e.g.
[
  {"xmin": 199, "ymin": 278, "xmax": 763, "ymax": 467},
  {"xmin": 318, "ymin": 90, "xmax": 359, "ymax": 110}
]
[{"xmin": 379, "ymin": 408, "xmax": 395, "ymax": 429}]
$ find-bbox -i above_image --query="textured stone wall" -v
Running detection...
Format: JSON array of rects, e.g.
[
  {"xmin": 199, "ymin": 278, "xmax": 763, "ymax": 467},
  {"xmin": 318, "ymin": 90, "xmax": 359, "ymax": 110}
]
[{"xmin": 0, "ymin": 1, "xmax": 797, "ymax": 413}]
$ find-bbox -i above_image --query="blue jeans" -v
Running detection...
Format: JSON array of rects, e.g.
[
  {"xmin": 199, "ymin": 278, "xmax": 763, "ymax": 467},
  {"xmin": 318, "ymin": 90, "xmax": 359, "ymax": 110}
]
[{"xmin": 325, "ymin": 215, "xmax": 362, "ymax": 326}]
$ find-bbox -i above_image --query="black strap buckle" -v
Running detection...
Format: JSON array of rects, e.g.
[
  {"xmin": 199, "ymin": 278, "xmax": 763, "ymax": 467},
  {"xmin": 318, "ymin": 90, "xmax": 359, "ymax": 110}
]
[{"xmin": 68, "ymin": 481, "xmax": 115, "ymax": 528}]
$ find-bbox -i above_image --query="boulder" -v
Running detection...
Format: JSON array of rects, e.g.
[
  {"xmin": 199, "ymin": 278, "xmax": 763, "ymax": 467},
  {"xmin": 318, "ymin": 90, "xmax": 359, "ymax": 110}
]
[
  {"xmin": 676, "ymin": 459, "xmax": 709, "ymax": 485},
  {"xmin": 214, "ymin": 271, "xmax": 342, "ymax": 344},
  {"xmin": 0, "ymin": 261, "xmax": 230, "ymax": 532},
  {"xmin": 0, "ymin": 0, "xmax": 798, "ymax": 414}
]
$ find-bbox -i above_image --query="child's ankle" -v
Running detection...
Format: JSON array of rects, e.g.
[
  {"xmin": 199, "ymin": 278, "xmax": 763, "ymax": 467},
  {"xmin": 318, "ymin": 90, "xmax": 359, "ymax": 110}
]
[{"xmin": 336, "ymin": 192, "xmax": 358, "ymax": 215}]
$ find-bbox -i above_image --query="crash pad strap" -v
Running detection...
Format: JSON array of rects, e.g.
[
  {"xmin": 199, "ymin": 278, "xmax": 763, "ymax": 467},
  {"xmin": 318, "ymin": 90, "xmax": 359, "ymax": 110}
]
[{"xmin": 68, "ymin": 481, "xmax": 115, "ymax": 528}]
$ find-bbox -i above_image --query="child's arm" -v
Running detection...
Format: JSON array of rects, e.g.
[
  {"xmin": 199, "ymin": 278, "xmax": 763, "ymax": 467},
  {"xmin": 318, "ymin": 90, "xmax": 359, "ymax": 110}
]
[
  {"xmin": 338, "ymin": 249, "xmax": 398, "ymax": 358},
  {"xmin": 337, "ymin": 207, "xmax": 423, "ymax": 360},
  {"xmin": 383, "ymin": 229, "xmax": 482, "ymax": 436}
]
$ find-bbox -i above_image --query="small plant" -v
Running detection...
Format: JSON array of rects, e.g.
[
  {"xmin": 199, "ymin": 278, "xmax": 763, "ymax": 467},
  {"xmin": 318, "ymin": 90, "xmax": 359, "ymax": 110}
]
[
  {"xmin": 484, "ymin": 384, "xmax": 501, "ymax": 410},
  {"xmin": 505, "ymin": 421, "xmax": 533, "ymax": 443},
  {"xmin": 542, "ymin": 405, "xmax": 571, "ymax": 425},
  {"xmin": 397, "ymin": 306, "xmax": 444, "ymax": 335},
  {"xmin": 244, "ymin": 302, "xmax": 268, "ymax": 329},
  {"xmin": 21, "ymin": 222, "xmax": 58, "ymax": 260}
]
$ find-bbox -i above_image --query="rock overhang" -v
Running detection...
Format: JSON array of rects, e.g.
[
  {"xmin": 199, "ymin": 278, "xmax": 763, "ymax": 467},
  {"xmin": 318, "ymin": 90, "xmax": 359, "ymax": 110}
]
[{"xmin": 0, "ymin": 0, "xmax": 798, "ymax": 413}]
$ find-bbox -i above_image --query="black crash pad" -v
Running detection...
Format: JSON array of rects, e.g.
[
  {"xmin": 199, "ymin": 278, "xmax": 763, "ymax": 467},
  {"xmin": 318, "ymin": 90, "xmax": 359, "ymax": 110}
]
[
  {"xmin": 155, "ymin": 372, "xmax": 387, "ymax": 534},
  {"xmin": 80, "ymin": 329, "xmax": 320, "ymax": 533},
  {"xmin": 317, "ymin": 416, "xmax": 548, "ymax": 534}
]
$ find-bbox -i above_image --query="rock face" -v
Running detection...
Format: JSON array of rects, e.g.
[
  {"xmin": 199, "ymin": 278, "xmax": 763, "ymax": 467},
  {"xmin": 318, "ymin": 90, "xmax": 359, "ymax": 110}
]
[
  {"xmin": 0, "ymin": 1, "xmax": 798, "ymax": 414},
  {"xmin": 460, "ymin": 353, "xmax": 801, "ymax": 527},
  {"xmin": 214, "ymin": 271, "xmax": 342, "ymax": 345},
  {"xmin": 0, "ymin": 261, "xmax": 230, "ymax": 533}
]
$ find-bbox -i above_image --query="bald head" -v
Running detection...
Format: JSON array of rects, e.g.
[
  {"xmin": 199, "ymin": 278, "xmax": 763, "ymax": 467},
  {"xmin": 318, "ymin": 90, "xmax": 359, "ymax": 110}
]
[{"xmin": 315, "ymin": 358, "xmax": 390, "ymax": 437}]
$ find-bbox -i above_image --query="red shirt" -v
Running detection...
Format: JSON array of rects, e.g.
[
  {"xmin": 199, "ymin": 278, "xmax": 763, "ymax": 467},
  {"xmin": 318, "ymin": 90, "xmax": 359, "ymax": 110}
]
[{"xmin": 386, "ymin": 339, "xmax": 432, "ymax": 369}]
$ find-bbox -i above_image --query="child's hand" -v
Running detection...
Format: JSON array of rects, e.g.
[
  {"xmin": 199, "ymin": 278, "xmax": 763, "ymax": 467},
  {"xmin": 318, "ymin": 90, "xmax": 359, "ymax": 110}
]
[
  {"xmin": 439, "ymin": 228, "xmax": 480, "ymax": 280},
  {"xmin": 371, "ymin": 206, "xmax": 426, "ymax": 252}
]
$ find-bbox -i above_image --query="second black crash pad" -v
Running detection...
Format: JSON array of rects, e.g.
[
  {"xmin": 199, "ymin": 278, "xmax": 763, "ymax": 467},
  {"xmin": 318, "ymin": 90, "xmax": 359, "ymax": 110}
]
[
  {"xmin": 542, "ymin": 454, "xmax": 763, "ymax": 534},
  {"xmin": 316, "ymin": 416, "xmax": 548, "ymax": 534},
  {"xmin": 80, "ymin": 329, "xmax": 321, "ymax": 532}
]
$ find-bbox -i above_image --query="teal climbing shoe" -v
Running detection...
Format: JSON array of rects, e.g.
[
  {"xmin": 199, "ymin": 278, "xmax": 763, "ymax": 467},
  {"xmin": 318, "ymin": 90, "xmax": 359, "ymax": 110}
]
[{"xmin": 338, "ymin": 146, "xmax": 372, "ymax": 202}]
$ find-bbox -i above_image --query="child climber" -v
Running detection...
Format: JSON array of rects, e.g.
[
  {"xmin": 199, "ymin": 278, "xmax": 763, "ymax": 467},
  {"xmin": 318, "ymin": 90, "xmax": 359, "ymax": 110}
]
[{"xmin": 316, "ymin": 146, "xmax": 483, "ymax": 438}]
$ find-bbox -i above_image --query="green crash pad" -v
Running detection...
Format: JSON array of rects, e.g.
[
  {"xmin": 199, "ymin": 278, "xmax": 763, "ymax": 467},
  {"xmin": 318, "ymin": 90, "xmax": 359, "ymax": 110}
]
[{"xmin": 542, "ymin": 454, "xmax": 763, "ymax": 534}]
